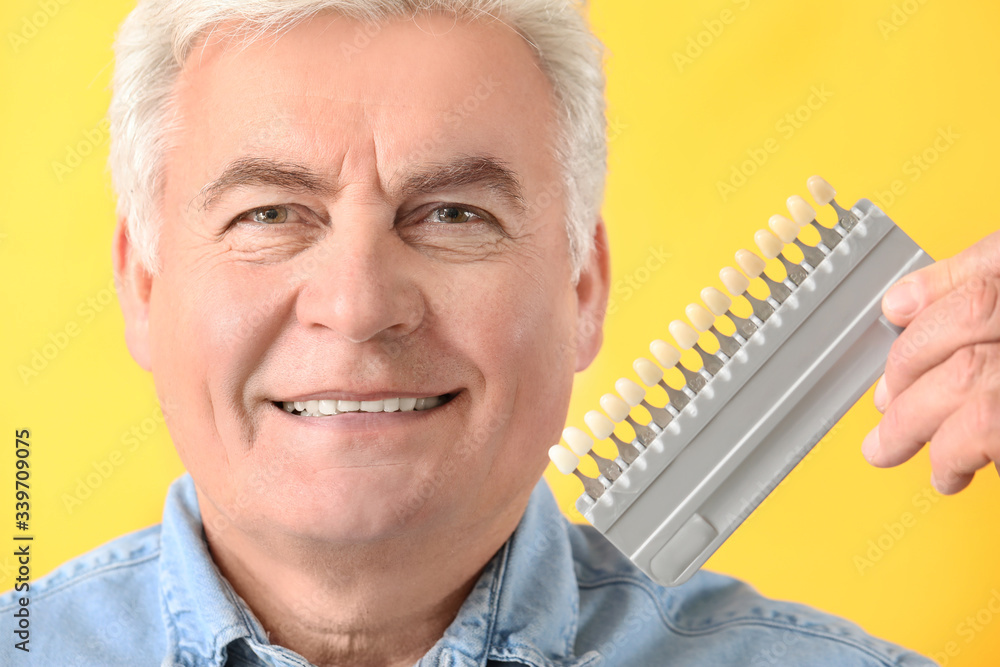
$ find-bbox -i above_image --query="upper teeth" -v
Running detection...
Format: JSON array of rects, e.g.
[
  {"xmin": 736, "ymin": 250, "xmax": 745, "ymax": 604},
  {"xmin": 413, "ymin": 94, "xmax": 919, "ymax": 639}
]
[{"xmin": 281, "ymin": 395, "xmax": 447, "ymax": 417}]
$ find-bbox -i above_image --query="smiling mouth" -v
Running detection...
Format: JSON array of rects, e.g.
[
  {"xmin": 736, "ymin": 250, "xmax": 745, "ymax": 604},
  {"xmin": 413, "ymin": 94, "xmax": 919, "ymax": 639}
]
[{"xmin": 275, "ymin": 393, "xmax": 457, "ymax": 417}]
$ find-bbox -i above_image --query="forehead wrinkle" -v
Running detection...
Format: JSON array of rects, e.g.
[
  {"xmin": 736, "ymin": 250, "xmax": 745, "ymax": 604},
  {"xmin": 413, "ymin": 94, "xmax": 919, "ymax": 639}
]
[{"xmin": 194, "ymin": 157, "xmax": 338, "ymax": 211}]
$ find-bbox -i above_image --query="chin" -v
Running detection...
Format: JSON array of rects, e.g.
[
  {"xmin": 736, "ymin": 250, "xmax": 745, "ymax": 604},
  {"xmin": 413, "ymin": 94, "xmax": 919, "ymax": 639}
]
[{"xmin": 237, "ymin": 464, "xmax": 454, "ymax": 545}]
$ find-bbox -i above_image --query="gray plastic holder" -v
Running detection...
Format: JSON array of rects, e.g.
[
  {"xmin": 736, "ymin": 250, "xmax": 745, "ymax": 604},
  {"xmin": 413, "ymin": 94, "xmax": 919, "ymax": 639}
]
[{"xmin": 575, "ymin": 199, "xmax": 933, "ymax": 587}]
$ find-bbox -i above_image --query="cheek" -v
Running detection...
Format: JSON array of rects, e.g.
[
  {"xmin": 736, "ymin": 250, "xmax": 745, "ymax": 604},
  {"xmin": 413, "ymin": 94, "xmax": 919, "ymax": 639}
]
[
  {"xmin": 450, "ymin": 260, "xmax": 578, "ymax": 460},
  {"xmin": 456, "ymin": 265, "xmax": 573, "ymax": 370},
  {"xmin": 154, "ymin": 259, "xmax": 292, "ymax": 368},
  {"xmin": 148, "ymin": 263, "xmax": 292, "ymax": 464}
]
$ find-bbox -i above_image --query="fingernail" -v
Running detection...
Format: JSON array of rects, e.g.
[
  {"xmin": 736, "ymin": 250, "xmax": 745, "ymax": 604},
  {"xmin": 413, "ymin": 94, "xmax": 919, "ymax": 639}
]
[
  {"xmin": 861, "ymin": 427, "xmax": 880, "ymax": 463},
  {"xmin": 930, "ymin": 471, "xmax": 943, "ymax": 493},
  {"xmin": 884, "ymin": 281, "xmax": 920, "ymax": 318},
  {"xmin": 873, "ymin": 376, "xmax": 888, "ymax": 412}
]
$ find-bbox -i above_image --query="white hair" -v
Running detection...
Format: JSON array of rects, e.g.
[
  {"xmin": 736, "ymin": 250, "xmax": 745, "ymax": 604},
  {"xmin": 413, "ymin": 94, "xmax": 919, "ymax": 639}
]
[{"xmin": 109, "ymin": 0, "xmax": 607, "ymax": 281}]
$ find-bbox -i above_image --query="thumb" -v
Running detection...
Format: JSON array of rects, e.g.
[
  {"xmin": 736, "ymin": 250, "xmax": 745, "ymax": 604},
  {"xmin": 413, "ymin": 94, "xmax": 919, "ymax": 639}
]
[{"xmin": 882, "ymin": 228, "xmax": 1000, "ymax": 326}]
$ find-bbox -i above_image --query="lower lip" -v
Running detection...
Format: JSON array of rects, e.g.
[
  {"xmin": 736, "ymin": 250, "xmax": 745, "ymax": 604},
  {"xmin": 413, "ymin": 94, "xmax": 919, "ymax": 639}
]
[{"xmin": 270, "ymin": 393, "xmax": 461, "ymax": 431}]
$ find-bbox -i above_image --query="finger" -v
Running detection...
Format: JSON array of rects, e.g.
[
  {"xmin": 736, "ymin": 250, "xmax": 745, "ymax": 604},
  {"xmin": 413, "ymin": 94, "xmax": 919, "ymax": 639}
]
[
  {"xmin": 865, "ymin": 345, "xmax": 994, "ymax": 468},
  {"xmin": 926, "ymin": 388, "xmax": 1000, "ymax": 495},
  {"xmin": 882, "ymin": 229, "xmax": 1000, "ymax": 327},
  {"xmin": 873, "ymin": 374, "xmax": 887, "ymax": 413},
  {"xmin": 883, "ymin": 279, "xmax": 1000, "ymax": 401}
]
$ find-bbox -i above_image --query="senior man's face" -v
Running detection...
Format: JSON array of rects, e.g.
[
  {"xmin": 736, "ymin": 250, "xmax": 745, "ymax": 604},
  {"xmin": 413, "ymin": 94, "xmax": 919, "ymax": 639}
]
[{"xmin": 115, "ymin": 13, "xmax": 608, "ymax": 545}]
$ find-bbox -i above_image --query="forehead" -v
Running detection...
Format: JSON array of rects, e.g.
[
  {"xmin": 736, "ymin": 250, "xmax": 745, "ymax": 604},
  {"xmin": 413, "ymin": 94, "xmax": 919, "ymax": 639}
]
[{"xmin": 168, "ymin": 13, "xmax": 558, "ymax": 184}]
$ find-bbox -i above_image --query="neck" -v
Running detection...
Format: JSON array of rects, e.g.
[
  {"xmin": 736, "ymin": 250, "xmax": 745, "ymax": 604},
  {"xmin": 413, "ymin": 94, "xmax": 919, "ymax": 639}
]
[{"xmin": 197, "ymin": 490, "xmax": 529, "ymax": 667}]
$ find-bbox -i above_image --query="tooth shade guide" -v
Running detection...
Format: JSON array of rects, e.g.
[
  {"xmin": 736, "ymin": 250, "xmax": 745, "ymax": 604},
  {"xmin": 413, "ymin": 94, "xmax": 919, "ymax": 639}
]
[
  {"xmin": 685, "ymin": 303, "xmax": 715, "ymax": 332},
  {"xmin": 573, "ymin": 469, "xmax": 607, "ymax": 500},
  {"xmin": 633, "ymin": 357, "xmax": 664, "ymax": 386},
  {"xmin": 574, "ymin": 453, "xmax": 601, "ymax": 479},
  {"xmin": 751, "ymin": 230, "xmax": 801, "ymax": 282},
  {"xmin": 615, "ymin": 378, "xmax": 646, "ymax": 407},
  {"xmin": 709, "ymin": 312, "xmax": 738, "ymax": 336},
  {"xmin": 754, "ymin": 229, "xmax": 783, "ymax": 260},
  {"xmin": 700, "ymin": 287, "xmax": 731, "ymax": 316},
  {"xmin": 788, "ymin": 217, "xmax": 821, "ymax": 246},
  {"xmin": 806, "ymin": 175, "xmax": 836, "ymax": 205},
  {"xmin": 600, "ymin": 393, "xmax": 631, "ymax": 423},
  {"xmin": 746, "ymin": 265, "xmax": 792, "ymax": 306},
  {"xmin": 743, "ymin": 275, "xmax": 776, "ymax": 302},
  {"xmin": 609, "ymin": 418, "xmax": 641, "ymax": 448},
  {"xmin": 674, "ymin": 354, "xmax": 708, "ymax": 392},
  {"xmin": 589, "ymin": 438, "xmax": 620, "ymax": 464},
  {"xmin": 738, "ymin": 254, "xmax": 792, "ymax": 305},
  {"xmin": 648, "ymin": 340, "xmax": 680, "ymax": 369},
  {"xmin": 652, "ymin": 364, "xmax": 685, "ymax": 395},
  {"xmin": 562, "ymin": 426, "xmax": 593, "ymax": 456},
  {"xmin": 692, "ymin": 329, "xmax": 723, "ymax": 355},
  {"xmin": 734, "ymin": 249, "xmax": 766, "ymax": 279},
  {"xmin": 787, "ymin": 193, "xmax": 842, "ymax": 250},
  {"xmin": 763, "ymin": 253, "xmax": 792, "ymax": 282},
  {"xmin": 806, "ymin": 175, "xmax": 860, "ymax": 231},
  {"xmin": 638, "ymin": 348, "xmax": 690, "ymax": 393},
  {"xmin": 584, "ymin": 410, "xmax": 616, "ymax": 440},
  {"xmin": 668, "ymin": 320, "xmax": 699, "ymax": 350},
  {"xmin": 786, "ymin": 194, "xmax": 816, "ymax": 226},
  {"xmin": 772, "ymin": 237, "xmax": 805, "ymax": 265},
  {"xmin": 719, "ymin": 266, "xmax": 750, "ymax": 296},
  {"xmin": 583, "ymin": 438, "xmax": 624, "ymax": 481},
  {"xmin": 709, "ymin": 326, "xmax": 741, "ymax": 358},
  {"xmin": 768, "ymin": 214, "xmax": 799, "ymax": 244},
  {"xmin": 561, "ymin": 183, "xmax": 934, "ymax": 589},
  {"xmin": 625, "ymin": 415, "xmax": 659, "ymax": 448},
  {"xmin": 548, "ymin": 444, "xmax": 579, "ymax": 475},
  {"xmin": 723, "ymin": 293, "xmax": 754, "ymax": 318}
]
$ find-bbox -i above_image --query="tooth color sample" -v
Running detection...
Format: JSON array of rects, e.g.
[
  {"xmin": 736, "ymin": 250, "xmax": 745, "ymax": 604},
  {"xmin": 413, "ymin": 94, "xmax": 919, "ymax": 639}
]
[
  {"xmin": 600, "ymin": 393, "xmax": 630, "ymax": 422},
  {"xmin": 615, "ymin": 378, "xmax": 646, "ymax": 407},
  {"xmin": 584, "ymin": 410, "xmax": 615, "ymax": 440},
  {"xmin": 548, "ymin": 444, "xmax": 580, "ymax": 475},
  {"xmin": 735, "ymin": 249, "xmax": 765, "ymax": 279},
  {"xmin": 669, "ymin": 320, "xmax": 699, "ymax": 350},
  {"xmin": 634, "ymin": 357, "xmax": 665, "ymax": 386},
  {"xmin": 686, "ymin": 303, "xmax": 715, "ymax": 332},
  {"xmin": 562, "ymin": 426, "xmax": 594, "ymax": 456},
  {"xmin": 755, "ymin": 229, "xmax": 783, "ymax": 260},
  {"xmin": 807, "ymin": 175, "xmax": 836, "ymax": 206},
  {"xmin": 787, "ymin": 195, "xmax": 815, "ymax": 226},
  {"xmin": 769, "ymin": 214, "xmax": 799, "ymax": 243},
  {"xmin": 720, "ymin": 267, "xmax": 750, "ymax": 296},
  {"xmin": 701, "ymin": 287, "xmax": 732, "ymax": 316}
]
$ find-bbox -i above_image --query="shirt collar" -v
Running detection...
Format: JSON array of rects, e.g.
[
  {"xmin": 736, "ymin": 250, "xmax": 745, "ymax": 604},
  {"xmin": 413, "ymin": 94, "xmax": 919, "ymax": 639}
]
[
  {"xmin": 421, "ymin": 480, "xmax": 597, "ymax": 667},
  {"xmin": 157, "ymin": 474, "xmax": 597, "ymax": 667}
]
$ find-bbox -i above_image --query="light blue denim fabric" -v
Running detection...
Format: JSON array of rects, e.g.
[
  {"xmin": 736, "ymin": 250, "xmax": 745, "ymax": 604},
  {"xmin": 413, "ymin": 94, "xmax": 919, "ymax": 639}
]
[{"xmin": 0, "ymin": 473, "xmax": 936, "ymax": 666}]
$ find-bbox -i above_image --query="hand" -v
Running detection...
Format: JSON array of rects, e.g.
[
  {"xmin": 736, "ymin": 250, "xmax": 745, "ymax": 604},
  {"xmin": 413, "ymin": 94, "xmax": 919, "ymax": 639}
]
[{"xmin": 863, "ymin": 229, "xmax": 1000, "ymax": 494}]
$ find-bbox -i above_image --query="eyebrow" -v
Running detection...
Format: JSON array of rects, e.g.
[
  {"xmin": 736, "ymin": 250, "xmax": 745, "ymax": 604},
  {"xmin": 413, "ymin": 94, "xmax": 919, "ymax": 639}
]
[
  {"xmin": 196, "ymin": 157, "xmax": 335, "ymax": 211},
  {"xmin": 195, "ymin": 155, "xmax": 527, "ymax": 214},
  {"xmin": 398, "ymin": 156, "xmax": 527, "ymax": 214}
]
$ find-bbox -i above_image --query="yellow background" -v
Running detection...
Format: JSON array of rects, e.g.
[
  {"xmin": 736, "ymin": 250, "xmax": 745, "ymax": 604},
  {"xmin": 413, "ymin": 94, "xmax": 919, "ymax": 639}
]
[{"xmin": 1, "ymin": 1, "xmax": 998, "ymax": 665}]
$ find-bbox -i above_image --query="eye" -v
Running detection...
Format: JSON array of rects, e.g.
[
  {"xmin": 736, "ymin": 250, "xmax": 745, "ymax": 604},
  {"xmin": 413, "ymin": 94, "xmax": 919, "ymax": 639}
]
[
  {"xmin": 432, "ymin": 206, "xmax": 478, "ymax": 224},
  {"xmin": 245, "ymin": 205, "xmax": 289, "ymax": 225}
]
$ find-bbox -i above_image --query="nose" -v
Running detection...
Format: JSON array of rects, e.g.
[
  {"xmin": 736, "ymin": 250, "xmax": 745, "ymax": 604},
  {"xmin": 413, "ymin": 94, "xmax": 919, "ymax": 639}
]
[{"xmin": 294, "ymin": 220, "xmax": 425, "ymax": 345}]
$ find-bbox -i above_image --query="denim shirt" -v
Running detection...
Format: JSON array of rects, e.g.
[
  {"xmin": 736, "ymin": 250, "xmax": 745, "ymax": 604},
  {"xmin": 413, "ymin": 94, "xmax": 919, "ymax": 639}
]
[{"xmin": 0, "ymin": 474, "xmax": 935, "ymax": 666}]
